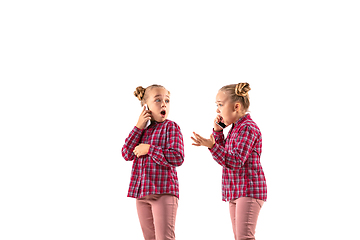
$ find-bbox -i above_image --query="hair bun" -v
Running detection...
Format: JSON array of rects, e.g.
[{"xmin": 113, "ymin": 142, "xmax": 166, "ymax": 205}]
[
  {"xmin": 134, "ymin": 86, "xmax": 146, "ymax": 101},
  {"xmin": 235, "ymin": 82, "xmax": 251, "ymax": 97}
]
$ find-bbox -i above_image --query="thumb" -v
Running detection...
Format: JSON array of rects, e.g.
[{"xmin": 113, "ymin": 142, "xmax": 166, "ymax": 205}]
[{"xmin": 210, "ymin": 133, "xmax": 215, "ymax": 142}]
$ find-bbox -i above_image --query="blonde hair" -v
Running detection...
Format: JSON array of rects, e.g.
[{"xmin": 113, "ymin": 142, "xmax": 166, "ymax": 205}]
[
  {"xmin": 220, "ymin": 82, "xmax": 251, "ymax": 112},
  {"xmin": 134, "ymin": 84, "xmax": 170, "ymax": 106}
]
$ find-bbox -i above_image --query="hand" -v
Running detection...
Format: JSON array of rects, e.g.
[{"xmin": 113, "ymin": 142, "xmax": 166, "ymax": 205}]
[
  {"xmin": 214, "ymin": 115, "xmax": 224, "ymax": 132},
  {"xmin": 191, "ymin": 132, "xmax": 215, "ymax": 149},
  {"xmin": 133, "ymin": 144, "xmax": 150, "ymax": 157},
  {"xmin": 136, "ymin": 106, "xmax": 152, "ymax": 129}
]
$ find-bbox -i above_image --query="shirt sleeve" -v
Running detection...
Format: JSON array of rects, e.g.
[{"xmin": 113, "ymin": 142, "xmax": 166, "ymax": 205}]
[
  {"xmin": 212, "ymin": 129, "xmax": 225, "ymax": 147},
  {"xmin": 121, "ymin": 126, "xmax": 144, "ymax": 161},
  {"xmin": 209, "ymin": 125, "xmax": 257, "ymax": 170},
  {"xmin": 148, "ymin": 122, "xmax": 184, "ymax": 168}
]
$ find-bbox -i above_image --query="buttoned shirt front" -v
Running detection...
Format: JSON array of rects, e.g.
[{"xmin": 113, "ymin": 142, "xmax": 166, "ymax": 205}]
[{"xmin": 122, "ymin": 120, "xmax": 184, "ymax": 199}]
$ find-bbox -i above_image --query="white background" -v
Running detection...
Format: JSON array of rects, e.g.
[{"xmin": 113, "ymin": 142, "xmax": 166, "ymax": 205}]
[{"xmin": 1, "ymin": 1, "xmax": 360, "ymax": 239}]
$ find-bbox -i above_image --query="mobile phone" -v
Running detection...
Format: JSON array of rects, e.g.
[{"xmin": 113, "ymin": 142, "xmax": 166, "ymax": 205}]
[
  {"xmin": 144, "ymin": 104, "xmax": 151, "ymax": 128},
  {"xmin": 216, "ymin": 121, "xmax": 226, "ymax": 128}
]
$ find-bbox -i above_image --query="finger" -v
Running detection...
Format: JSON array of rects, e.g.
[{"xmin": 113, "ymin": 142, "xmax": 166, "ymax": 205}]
[
  {"xmin": 191, "ymin": 141, "xmax": 201, "ymax": 145},
  {"xmin": 192, "ymin": 132, "xmax": 198, "ymax": 139},
  {"xmin": 142, "ymin": 115, "xmax": 151, "ymax": 122},
  {"xmin": 190, "ymin": 136, "xmax": 199, "ymax": 143},
  {"xmin": 194, "ymin": 133, "xmax": 205, "ymax": 141},
  {"xmin": 192, "ymin": 138, "xmax": 200, "ymax": 143},
  {"xmin": 193, "ymin": 132, "xmax": 201, "ymax": 138},
  {"xmin": 191, "ymin": 134, "xmax": 201, "ymax": 143},
  {"xmin": 217, "ymin": 115, "xmax": 224, "ymax": 122},
  {"xmin": 144, "ymin": 113, "xmax": 152, "ymax": 118}
]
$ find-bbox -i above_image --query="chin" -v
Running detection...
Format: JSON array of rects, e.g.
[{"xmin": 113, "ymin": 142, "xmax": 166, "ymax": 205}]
[{"xmin": 155, "ymin": 116, "xmax": 167, "ymax": 122}]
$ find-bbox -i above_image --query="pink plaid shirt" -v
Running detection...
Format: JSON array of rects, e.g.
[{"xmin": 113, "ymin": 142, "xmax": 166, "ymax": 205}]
[
  {"xmin": 210, "ymin": 114, "xmax": 267, "ymax": 202},
  {"xmin": 122, "ymin": 120, "xmax": 184, "ymax": 199}
]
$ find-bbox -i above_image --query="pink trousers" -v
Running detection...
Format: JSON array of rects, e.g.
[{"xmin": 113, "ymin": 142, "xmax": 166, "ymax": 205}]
[
  {"xmin": 229, "ymin": 197, "xmax": 264, "ymax": 240},
  {"xmin": 136, "ymin": 194, "xmax": 178, "ymax": 240}
]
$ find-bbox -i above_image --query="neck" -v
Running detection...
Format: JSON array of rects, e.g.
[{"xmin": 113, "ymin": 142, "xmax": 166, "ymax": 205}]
[{"xmin": 233, "ymin": 112, "xmax": 246, "ymax": 123}]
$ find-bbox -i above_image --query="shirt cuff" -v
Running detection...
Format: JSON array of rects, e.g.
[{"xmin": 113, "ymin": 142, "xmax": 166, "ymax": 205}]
[
  {"xmin": 212, "ymin": 129, "xmax": 223, "ymax": 137},
  {"xmin": 133, "ymin": 126, "xmax": 144, "ymax": 134},
  {"xmin": 148, "ymin": 144, "xmax": 155, "ymax": 156},
  {"xmin": 209, "ymin": 142, "xmax": 220, "ymax": 153}
]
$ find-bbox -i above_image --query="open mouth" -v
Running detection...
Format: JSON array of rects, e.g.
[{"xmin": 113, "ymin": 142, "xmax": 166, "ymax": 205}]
[{"xmin": 160, "ymin": 110, "xmax": 166, "ymax": 116}]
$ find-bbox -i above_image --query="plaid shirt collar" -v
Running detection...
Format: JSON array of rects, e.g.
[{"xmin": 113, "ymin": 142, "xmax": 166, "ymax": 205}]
[
  {"xmin": 233, "ymin": 114, "xmax": 250, "ymax": 127},
  {"xmin": 148, "ymin": 119, "xmax": 168, "ymax": 128}
]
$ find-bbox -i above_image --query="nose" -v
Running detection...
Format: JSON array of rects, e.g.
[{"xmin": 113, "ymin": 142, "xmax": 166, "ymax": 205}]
[{"xmin": 216, "ymin": 108, "xmax": 220, "ymax": 113}]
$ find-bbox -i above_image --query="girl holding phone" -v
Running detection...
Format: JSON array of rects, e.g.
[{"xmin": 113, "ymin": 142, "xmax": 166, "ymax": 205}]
[
  {"xmin": 191, "ymin": 83, "xmax": 267, "ymax": 240},
  {"xmin": 122, "ymin": 84, "xmax": 184, "ymax": 240}
]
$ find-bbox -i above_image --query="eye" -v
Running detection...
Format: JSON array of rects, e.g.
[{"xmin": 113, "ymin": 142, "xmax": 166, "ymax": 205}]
[
  {"xmin": 155, "ymin": 99, "xmax": 161, "ymax": 102},
  {"xmin": 165, "ymin": 99, "xmax": 170, "ymax": 103}
]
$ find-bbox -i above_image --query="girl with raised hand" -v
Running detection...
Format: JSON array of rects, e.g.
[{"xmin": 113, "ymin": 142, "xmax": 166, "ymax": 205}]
[
  {"xmin": 191, "ymin": 83, "xmax": 267, "ymax": 240},
  {"xmin": 122, "ymin": 84, "xmax": 184, "ymax": 240}
]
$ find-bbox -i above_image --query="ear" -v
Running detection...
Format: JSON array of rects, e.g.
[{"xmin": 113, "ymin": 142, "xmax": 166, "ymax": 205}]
[{"xmin": 234, "ymin": 103, "xmax": 241, "ymax": 112}]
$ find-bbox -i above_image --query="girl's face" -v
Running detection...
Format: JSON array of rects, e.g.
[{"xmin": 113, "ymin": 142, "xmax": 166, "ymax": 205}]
[
  {"xmin": 145, "ymin": 87, "xmax": 170, "ymax": 122},
  {"xmin": 215, "ymin": 91, "xmax": 241, "ymax": 125}
]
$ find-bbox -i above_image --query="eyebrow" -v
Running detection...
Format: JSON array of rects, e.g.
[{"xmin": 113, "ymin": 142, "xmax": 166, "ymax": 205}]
[{"xmin": 154, "ymin": 95, "xmax": 170, "ymax": 98}]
